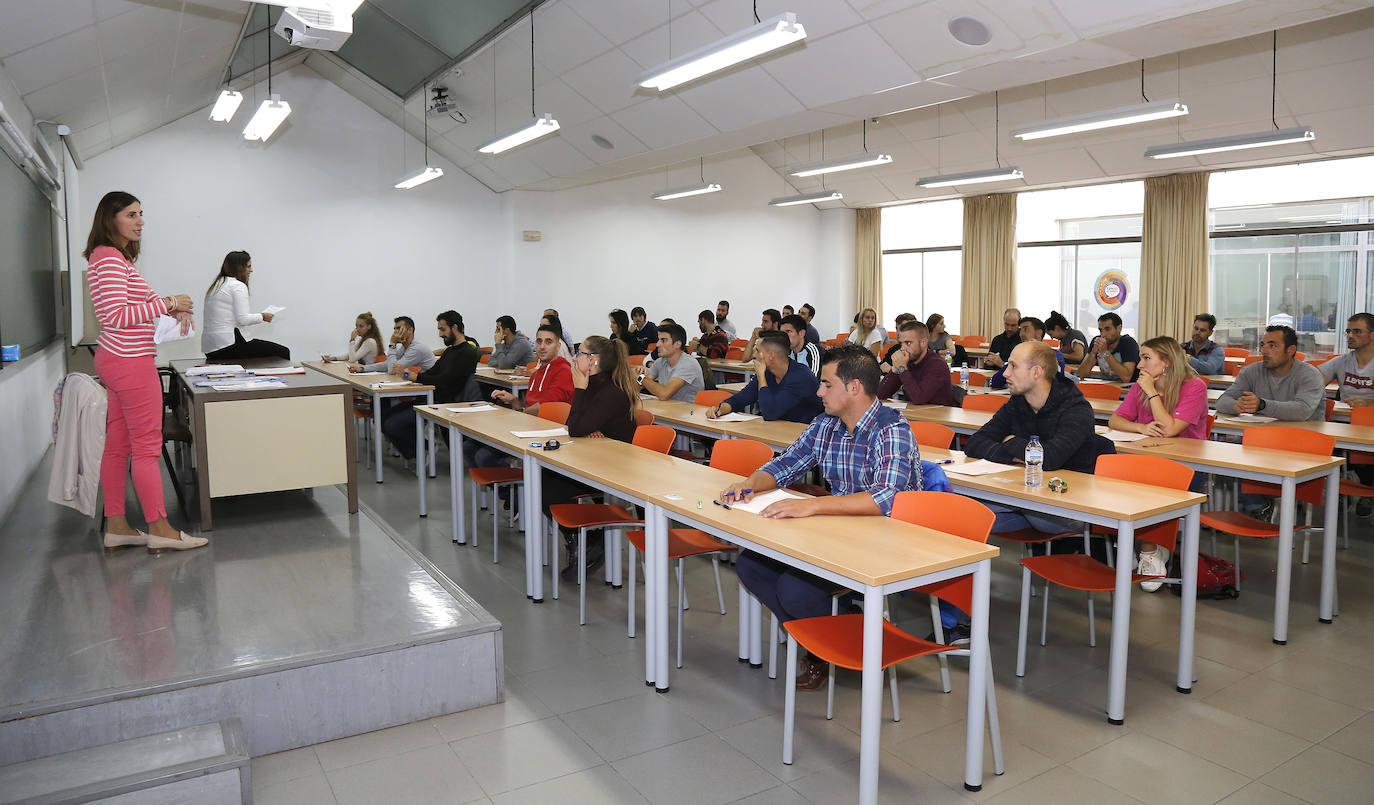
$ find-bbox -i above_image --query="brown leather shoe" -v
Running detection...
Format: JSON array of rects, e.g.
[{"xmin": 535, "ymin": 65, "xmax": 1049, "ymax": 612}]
[{"xmin": 795, "ymin": 656, "xmax": 829, "ymax": 691}]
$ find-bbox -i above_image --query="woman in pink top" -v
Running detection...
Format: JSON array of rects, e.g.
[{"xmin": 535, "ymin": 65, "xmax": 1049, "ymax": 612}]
[
  {"xmin": 85, "ymin": 191, "xmax": 207, "ymax": 553},
  {"xmin": 1108, "ymin": 335, "xmax": 1207, "ymax": 588}
]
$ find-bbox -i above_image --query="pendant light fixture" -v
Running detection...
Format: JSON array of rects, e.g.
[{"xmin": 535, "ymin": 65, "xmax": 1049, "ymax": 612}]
[
  {"xmin": 209, "ymin": 89, "xmax": 243, "ymax": 122},
  {"xmin": 789, "ymin": 120, "xmax": 892, "ymax": 177},
  {"xmin": 652, "ymin": 157, "xmax": 722, "ymax": 200},
  {"xmin": 1145, "ymin": 32, "xmax": 1313, "ymax": 160},
  {"xmin": 1013, "ymin": 61, "xmax": 1187, "ymax": 140},
  {"xmin": 638, "ymin": 10, "xmax": 806, "ymax": 92},
  {"xmin": 478, "ymin": 10, "xmax": 559, "ymax": 154},
  {"xmin": 771, "ymin": 130, "xmax": 843, "ymax": 206},
  {"xmin": 918, "ymin": 91, "xmax": 1022, "ymax": 188},
  {"xmin": 242, "ymin": 19, "xmax": 290, "ymax": 141},
  {"xmin": 395, "ymin": 80, "xmax": 444, "ymax": 189}
]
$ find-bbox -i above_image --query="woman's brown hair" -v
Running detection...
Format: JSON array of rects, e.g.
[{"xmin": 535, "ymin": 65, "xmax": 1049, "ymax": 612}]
[
  {"xmin": 356, "ymin": 312, "xmax": 384, "ymax": 358},
  {"xmin": 1138, "ymin": 335, "xmax": 1198, "ymax": 412},
  {"xmin": 580, "ymin": 335, "xmax": 640, "ymax": 412},
  {"xmin": 206, "ymin": 250, "xmax": 251, "ymax": 297},
  {"xmin": 84, "ymin": 190, "xmax": 140, "ymax": 262}
]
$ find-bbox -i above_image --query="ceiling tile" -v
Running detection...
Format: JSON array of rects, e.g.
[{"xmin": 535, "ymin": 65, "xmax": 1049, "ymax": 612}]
[
  {"xmin": 532, "ymin": 0, "xmax": 614, "ymax": 76},
  {"xmin": 93, "ymin": 0, "xmax": 181, "ymax": 22},
  {"xmin": 873, "ymin": 0, "xmax": 1041, "ymax": 82},
  {"xmin": 845, "ymin": 0, "xmax": 929, "ymax": 22},
  {"xmin": 563, "ymin": 115, "xmax": 649, "ymax": 163},
  {"xmin": 675, "ymin": 67, "xmax": 805, "ymax": 131},
  {"xmin": 1, "ymin": 26, "xmax": 103, "ymax": 95},
  {"xmin": 564, "ymin": 0, "xmax": 673, "ymax": 47},
  {"xmin": 96, "ymin": 5, "xmax": 183, "ymax": 63},
  {"xmin": 705, "ymin": 0, "xmax": 864, "ymax": 40},
  {"xmin": 1304, "ymin": 103, "xmax": 1374, "ymax": 153},
  {"xmin": 21, "ymin": 66, "xmax": 108, "ymax": 119},
  {"xmin": 530, "ymin": 78, "xmax": 602, "ymax": 128},
  {"xmin": 610, "ymin": 94, "xmax": 717, "ymax": 150},
  {"xmin": 486, "ymin": 153, "xmax": 552, "ymax": 186},
  {"xmin": 173, "ymin": 17, "xmax": 243, "ymax": 67},
  {"xmin": 1050, "ymin": 0, "xmax": 1230, "ymax": 38},
  {"xmin": 762, "ymin": 25, "xmax": 918, "ymax": 108},
  {"xmin": 457, "ymin": 160, "xmax": 513, "ymax": 192},
  {"xmin": 68, "ymin": 127, "xmax": 111, "ymax": 157},
  {"xmin": 492, "ymin": 18, "xmax": 556, "ymax": 101},
  {"xmin": 618, "ymin": 11, "xmax": 725, "ymax": 71},
  {"xmin": 522, "ymin": 134, "xmax": 598, "ymax": 176},
  {"xmin": 1284, "ymin": 56, "xmax": 1374, "ymax": 116},
  {"xmin": 0, "ymin": 0, "xmax": 95, "ymax": 59},
  {"xmin": 563, "ymin": 48, "xmax": 651, "ymax": 115},
  {"xmin": 941, "ymin": 40, "xmax": 1133, "ymax": 94}
]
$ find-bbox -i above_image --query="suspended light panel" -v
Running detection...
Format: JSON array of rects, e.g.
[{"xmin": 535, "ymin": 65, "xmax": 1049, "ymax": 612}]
[
  {"xmin": 242, "ymin": 95, "xmax": 291, "ymax": 142},
  {"xmin": 1011, "ymin": 100, "xmax": 1188, "ymax": 140},
  {"xmin": 639, "ymin": 13, "xmax": 806, "ymax": 91},
  {"xmin": 209, "ymin": 90, "xmax": 243, "ymax": 122},
  {"xmin": 478, "ymin": 113, "xmax": 561, "ymax": 154}
]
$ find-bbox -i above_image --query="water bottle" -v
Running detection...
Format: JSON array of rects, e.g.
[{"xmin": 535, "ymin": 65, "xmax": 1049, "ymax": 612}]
[
  {"xmin": 945, "ymin": 351, "xmax": 953, "ymax": 370},
  {"xmin": 1025, "ymin": 436, "xmax": 1044, "ymax": 488},
  {"xmin": 959, "ymin": 362, "xmax": 970, "ymax": 389}
]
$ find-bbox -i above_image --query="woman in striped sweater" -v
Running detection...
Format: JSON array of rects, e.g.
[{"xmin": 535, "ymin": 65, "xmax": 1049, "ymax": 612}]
[{"xmin": 85, "ymin": 191, "xmax": 206, "ymax": 553}]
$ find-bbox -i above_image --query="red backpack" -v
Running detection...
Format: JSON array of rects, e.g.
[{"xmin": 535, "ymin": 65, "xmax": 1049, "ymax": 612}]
[{"xmin": 1170, "ymin": 551, "xmax": 1242, "ymax": 600}]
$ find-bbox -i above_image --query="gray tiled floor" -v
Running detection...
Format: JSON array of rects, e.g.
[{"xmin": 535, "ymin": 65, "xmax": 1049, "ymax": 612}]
[{"xmin": 32, "ymin": 443, "xmax": 1371, "ymax": 805}]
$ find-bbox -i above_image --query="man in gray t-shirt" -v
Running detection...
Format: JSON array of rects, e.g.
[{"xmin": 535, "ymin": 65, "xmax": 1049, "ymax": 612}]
[
  {"xmin": 1319, "ymin": 313, "xmax": 1374, "ymax": 405},
  {"xmin": 1215, "ymin": 325, "xmax": 1325, "ymax": 421},
  {"xmin": 641, "ymin": 322, "xmax": 704, "ymax": 403}
]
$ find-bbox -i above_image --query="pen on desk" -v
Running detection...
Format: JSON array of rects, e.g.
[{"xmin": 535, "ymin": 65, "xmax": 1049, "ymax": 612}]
[
  {"xmin": 713, "ymin": 499, "xmax": 731, "ymax": 510},
  {"xmin": 936, "ymin": 459, "xmax": 955, "ymax": 465}
]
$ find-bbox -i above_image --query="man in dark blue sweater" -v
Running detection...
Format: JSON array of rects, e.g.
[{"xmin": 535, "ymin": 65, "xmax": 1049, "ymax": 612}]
[{"xmin": 707, "ymin": 331, "xmax": 822, "ymax": 423}]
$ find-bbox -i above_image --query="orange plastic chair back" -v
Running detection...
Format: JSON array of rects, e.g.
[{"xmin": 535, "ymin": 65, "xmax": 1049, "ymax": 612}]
[
  {"xmin": 730, "ymin": 339, "xmax": 749, "ymax": 348},
  {"xmin": 404, "ymin": 365, "xmax": 422, "ymax": 378},
  {"xmin": 1242, "ymin": 355, "xmax": 1262, "ymax": 367},
  {"xmin": 962, "ymin": 394, "xmax": 1007, "ymax": 413},
  {"xmin": 870, "ymin": 342, "xmax": 885, "ymax": 358},
  {"xmin": 891, "ymin": 491, "xmax": 994, "ymax": 613},
  {"xmin": 1352, "ymin": 407, "xmax": 1374, "ymax": 466},
  {"xmin": 1095, "ymin": 454, "xmax": 1194, "ymax": 552},
  {"xmin": 633, "ymin": 424, "xmax": 676, "ymax": 454},
  {"xmin": 524, "ymin": 362, "xmax": 538, "ymax": 371},
  {"xmin": 479, "ymin": 346, "xmax": 493, "ymax": 354},
  {"xmin": 479, "ymin": 354, "xmax": 491, "ymax": 365},
  {"xmin": 634, "ymin": 409, "xmax": 655, "ymax": 426},
  {"xmin": 725, "ymin": 347, "xmax": 745, "ymax": 360},
  {"xmin": 628, "ymin": 354, "xmax": 646, "ymax": 366},
  {"xmin": 949, "ymin": 370, "xmax": 987, "ymax": 387},
  {"xmin": 695, "ymin": 390, "xmax": 731, "ymax": 408},
  {"xmin": 537, "ymin": 401, "xmax": 571, "ymax": 424},
  {"xmin": 1205, "ymin": 412, "xmax": 1215, "ymax": 439},
  {"xmin": 835, "ymin": 332, "xmax": 849, "ymax": 341},
  {"xmin": 909, "ymin": 421, "xmax": 955, "ymax": 449},
  {"xmin": 709, "ymin": 439, "xmax": 774, "ymax": 477},
  {"xmin": 960, "ymin": 335, "xmax": 985, "ymax": 346},
  {"xmin": 1078, "ymin": 383, "xmax": 1122, "ymax": 401},
  {"xmin": 1224, "ymin": 361, "xmax": 1241, "ymax": 377},
  {"xmin": 1240, "ymin": 426, "xmax": 1337, "ymax": 505},
  {"xmin": 1294, "ymin": 352, "xmax": 1307, "ymax": 362},
  {"xmin": 1223, "ymin": 347, "xmax": 1249, "ymax": 358},
  {"xmin": 1044, "ymin": 337, "xmax": 1060, "ymax": 348}
]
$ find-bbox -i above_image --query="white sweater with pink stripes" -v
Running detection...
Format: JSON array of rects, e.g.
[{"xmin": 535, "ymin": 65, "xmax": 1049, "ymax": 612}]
[{"xmin": 88, "ymin": 245, "xmax": 167, "ymax": 358}]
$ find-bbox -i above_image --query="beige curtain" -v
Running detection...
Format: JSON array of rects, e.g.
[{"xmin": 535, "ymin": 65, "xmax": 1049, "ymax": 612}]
[
  {"xmin": 959, "ymin": 193, "xmax": 1017, "ymax": 339},
  {"xmin": 855, "ymin": 207, "xmax": 883, "ymax": 321},
  {"xmin": 1139, "ymin": 172, "xmax": 1209, "ymax": 341}
]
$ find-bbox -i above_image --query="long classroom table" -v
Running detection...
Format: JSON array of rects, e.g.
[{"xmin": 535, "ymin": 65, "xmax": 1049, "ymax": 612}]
[
  {"xmin": 474, "ymin": 365, "xmax": 531, "ymax": 398},
  {"xmin": 304, "ymin": 360, "xmax": 435, "ymax": 483},
  {"xmin": 411, "ymin": 403, "xmax": 998, "ymax": 802}
]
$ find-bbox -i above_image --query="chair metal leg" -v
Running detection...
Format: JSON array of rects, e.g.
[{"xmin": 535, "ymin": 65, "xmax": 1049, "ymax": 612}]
[
  {"xmin": 1039, "ymin": 582, "xmax": 1050, "ymax": 647},
  {"xmin": 1016, "ymin": 565, "xmax": 1031, "ymax": 678},
  {"xmin": 1234, "ymin": 537, "xmax": 1242, "ymax": 592},
  {"xmin": 985, "ymin": 653, "xmax": 1005, "ymax": 775},
  {"xmin": 930, "ymin": 597, "xmax": 952, "ymax": 693},
  {"xmin": 1086, "ymin": 595, "xmax": 1096, "ymax": 648},
  {"xmin": 491, "ymin": 491, "xmax": 499, "ymax": 563},
  {"xmin": 783, "ymin": 635, "xmax": 798, "ymax": 765},
  {"xmin": 627, "ymin": 549, "xmax": 638, "ymax": 639},
  {"xmin": 676, "ymin": 558, "xmax": 686, "ymax": 669},
  {"xmin": 888, "ymin": 666, "xmax": 901, "ymax": 722},
  {"xmin": 768, "ymin": 612, "xmax": 780, "ymax": 680},
  {"xmin": 712, "ymin": 555, "xmax": 726, "ymax": 614},
  {"xmin": 578, "ymin": 528, "xmax": 588, "ymax": 625}
]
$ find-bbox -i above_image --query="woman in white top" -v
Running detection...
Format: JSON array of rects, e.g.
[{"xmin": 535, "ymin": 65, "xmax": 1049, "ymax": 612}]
[
  {"xmin": 846, "ymin": 307, "xmax": 884, "ymax": 349},
  {"xmin": 202, "ymin": 250, "xmax": 290, "ymax": 360},
  {"xmin": 325, "ymin": 312, "xmax": 384, "ymax": 364}
]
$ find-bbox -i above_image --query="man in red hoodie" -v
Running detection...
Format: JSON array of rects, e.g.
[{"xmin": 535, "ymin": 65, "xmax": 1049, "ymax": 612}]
[{"xmin": 491, "ymin": 322, "xmax": 573, "ymax": 417}]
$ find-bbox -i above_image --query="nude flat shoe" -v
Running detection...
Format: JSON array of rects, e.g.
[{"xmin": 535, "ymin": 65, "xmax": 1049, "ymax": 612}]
[
  {"xmin": 103, "ymin": 531, "xmax": 149, "ymax": 552},
  {"xmin": 146, "ymin": 532, "xmax": 208, "ymax": 554}
]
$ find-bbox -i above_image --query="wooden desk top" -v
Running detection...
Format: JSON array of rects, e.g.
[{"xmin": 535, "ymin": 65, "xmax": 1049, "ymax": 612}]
[
  {"xmin": 640, "ymin": 398, "xmax": 808, "ymax": 449},
  {"xmin": 1114, "ymin": 437, "xmax": 1345, "ymax": 476},
  {"xmin": 173, "ymin": 358, "xmax": 349, "ymax": 399},
  {"xmin": 707, "ymin": 359, "xmax": 756, "ymax": 373},
  {"xmin": 725, "ymin": 418, "xmax": 807, "ymax": 449},
  {"xmin": 717, "ymin": 381, "xmax": 747, "ymax": 393},
  {"xmin": 474, "ymin": 366, "xmax": 531, "ymax": 387},
  {"xmin": 414, "ymin": 404, "xmax": 554, "ymax": 452},
  {"xmin": 304, "ymin": 360, "xmax": 434, "ymax": 393},
  {"xmin": 905, "ymin": 405, "xmax": 993, "ymax": 431}
]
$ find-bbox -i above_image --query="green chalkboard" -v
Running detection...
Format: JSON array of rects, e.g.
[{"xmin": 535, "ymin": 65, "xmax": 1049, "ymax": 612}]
[{"xmin": 0, "ymin": 152, "xmax": 56, "ymax": 355}]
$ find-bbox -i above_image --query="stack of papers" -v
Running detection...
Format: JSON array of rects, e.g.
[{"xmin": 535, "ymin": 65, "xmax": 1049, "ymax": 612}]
[
  {"xmin": 728, "ymin": 489, "xmax": 802, "ymax": 514},
  {"xmin": 445, "ymin": 404, "xmax": 499, "ymax": 412},
  {"xmin": 1215, "ymin": 413, "xmax": 1278, "ymax": 424},
  {"xmin": 207, "ymin": 378, "xmax": 286, "ymax": 392},
  {"xmin": 942, "ymin": 459, "xmax": 1017, "ymax": 476},
  {"xmin": 1094, "ymin": 426, "xmax": 1149, "ymax": 442},
  {"xmin": 252, "ymin": 366, "xmax": 305, "ymax": 375},
  {"xmin": 881, "ymin": 401, "xmax": 908, "ymax": 410},
  {"xmin": 713, "ymin": 412, "xmax": 761, "ymax": 422},
  {"xmin": 262, "ymin": 305, "xmax": 286, "ymax": 316},
  {"xmin": 512, "ymin": 427, "xmax": 569, "ymax": 438},
  {"xmin": 370, "ymin": 381, "xmax": 415, "ymax": 389},
  {"xmin": 153, "ymin": 316, "xmax": 195, "ymax": 344},
  {"xmin": 186, "ymin": 364, "xmax": 244, "ymax": 376}
]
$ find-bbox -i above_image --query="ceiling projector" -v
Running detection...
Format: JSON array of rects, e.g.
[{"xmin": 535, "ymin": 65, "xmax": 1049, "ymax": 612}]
[{"xmin": 274, "ymin": 5, "xmax": 354, "ymax": 51}]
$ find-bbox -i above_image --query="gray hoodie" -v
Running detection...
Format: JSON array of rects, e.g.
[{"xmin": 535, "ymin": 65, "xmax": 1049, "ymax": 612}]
[{"xmin": 489, "ymin": 331, "xmax": 534, "ymax": 369}]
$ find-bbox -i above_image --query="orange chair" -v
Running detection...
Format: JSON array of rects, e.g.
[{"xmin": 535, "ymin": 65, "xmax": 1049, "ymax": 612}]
[
  {"xmin": 670, "ymin": 390, "xmax": 733, "ymax": 462},
  {"xmin": 781, "ymin": 491, "xmax": 1004, "ymax": 773},
  {"xmin": 1015, "ymin": 454, "xmax": 1193, "ymax": 678},
  {"xmin": 1199, "ymin": 427, "xmax": 1336, "ymax": 591},
  {"xmin": 1078, "ymin": 383, "xmax": 1123, "ymax": 402},
  {"xmin": 538, "ymin": 401, "xmax": 571, "ymax": 425},
  {"xmin": 949, "ymin": 370, "xmax": 988, "ymax": 388},
  {"xmin": 1294, "ymin": 352, "xmax": 1307, "ymax": 361},
  {"xmin": 634, "ymin": 408, "xmax": 655, "ymax": 427},
  {"xmin": 960, "ymin": 335, "xmax": 986, "ymax": 346},
  {"xmin": 1338, "ymin": 407, "xmax": 1374, "ymax": 553},
  {"xmin": 628, "ymin": 354, "xmax": 646, "ymax": 366},
  {"xmin": 625, "ymin": 439, "xmax": 774, "ymax": 668},
  {"xmin": 1225, "ymin": 360, "xmax": 1242, "ymax": 377},
  {"xmin": 479, "ymin": 346, "xmax": 493, "ymax": 354},
  {"xmin": 909, "ymin": 421, "xmax": 955, "ymax": 449},
  {"xmin": 1223, "ymin": 347, "xmax": 1248, "ymax": 358},
  {"xmin": 465, "ymin": 402, "xmax": 573, "ymax": 563},
  {"xmin": 549, "ymin": 424, "xmax": 676, "ymax": 623},
  {"xmin": 479, "ymin": 354, "xmax": 491, "ymax": 365},
  {"xmin": 1044, "ymin": 337, "xmax": 1061, "ymax": 349},
  {"xmin": 1242, "ymin": 355, "xmax": 1262, "ymax": 368},
  {"xmin": 870, "ymin": 341, "xmax": 886, "ymax": 358},
  {"xmin": 961, "ymin": 394, "xmax": 1007, "ymax": 413},
  {"xmin": 730, "ymin": 339, "xmax": 749, "ymax": 348},
  {"xmin": 835, "ymin": 332, "xmax": 850, "ymax": 341},
  {"xmin": 524, "ymin": 361, "xmax": 538, "ymax": 371},
  {"xmin": 725, "ymin": 347, "xmax": 745, "ymax": 360}
]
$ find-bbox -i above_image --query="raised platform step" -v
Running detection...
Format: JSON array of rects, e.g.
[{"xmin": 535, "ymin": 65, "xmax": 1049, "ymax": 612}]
[{"xmin": 0, "ymin": 719, "xmax": 249, "ymax": 805}]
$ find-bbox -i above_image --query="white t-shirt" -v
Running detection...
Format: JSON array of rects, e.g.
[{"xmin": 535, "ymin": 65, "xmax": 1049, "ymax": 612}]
[
  {"xmin": 847, "ymin": 328, "xmax": 884, "ymax": 349},
  {"xmin": 1320, "ymin": 351, "xmax": 1374, "ymax": 401},
  {"xmin": 649, "ymin": 354, "xmax": 704, "ymax": 403}
]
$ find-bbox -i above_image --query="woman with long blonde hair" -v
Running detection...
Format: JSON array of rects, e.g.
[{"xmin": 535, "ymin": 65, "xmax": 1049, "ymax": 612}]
[
  {"xmin": 325, "ymin": 312, "xmax": 384, "ymax": 364},
  {"xmin": 847, "ymin": 307, "xmax": 883, "ymax": 349},
  {"xmin": 1107, "ymin": 335, "xmax": 1208, "ymax": 588}
]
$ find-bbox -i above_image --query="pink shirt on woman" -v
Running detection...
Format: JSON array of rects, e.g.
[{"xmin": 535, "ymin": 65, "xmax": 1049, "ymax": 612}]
[
  {"xmin": 88, "ymin": 245, "xmax": 168, "ymax": 359},
  {"xmin": 1113, "ymin": 377, "xmax": 1209, "ymax": 439}
]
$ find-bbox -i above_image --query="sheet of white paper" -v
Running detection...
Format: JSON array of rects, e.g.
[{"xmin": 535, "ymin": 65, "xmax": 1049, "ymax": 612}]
[
  {"xmin": 262, "ymin": 305, "xmax": 286, "ymax": 316},
  {"xmin": 251, "ymin": 366, "xmax": 304, "ymax": 375},
  {"xmin": 209, "ymin": 379, "xmax": 285, "ymax": 391},
  {"xmin": 153, "ymin": 315, "xmax": 195, "ymax": 344},
  {"xmin": 512, "ymin": 427, "xmax": 569, "ymax": 438},
  {"xmin": 370, "ymin": 381, "xmax": 414, "ymax": 389},
  {"xmin": 446, "ymin": 404, "xmax": 499, "ymax": 412},
  {"xmin": 353, "ymin": 371, "xmax": 389, "ymax": 376},
  {"xmin": 712, "ymin": 412, "xmax": 761, "ymax": 422},
  {"xmin": 185, "ymin": 364, "xmax": 243, "ymax": 375},
  {"xmin": 729, "ymin": 489, "xmax": 803, "ymax": 514},
  {"xmin": 942, "ymin": 459, "xmax": 1018, "ymax": 476},
  {"xmin": 1095, "ymin": 427, "xmax": 1149, "ymax": 442},
  {"xmin": 1216, "ymin": 414, "xmax": 1278, "ymax": 424},
  {"xmin": 881, "ymin": 401, "xmax": 907, "ymax": 410}
]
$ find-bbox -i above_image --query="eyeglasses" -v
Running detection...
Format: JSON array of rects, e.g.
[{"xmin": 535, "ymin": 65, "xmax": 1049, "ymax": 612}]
[
  {"xmin": 576, "ymin": 351, "xmax": 597, "ymax": 358},
  {"xmin": 1346, "ymin": 329, "xmax": 1369, "ymax": 335}
]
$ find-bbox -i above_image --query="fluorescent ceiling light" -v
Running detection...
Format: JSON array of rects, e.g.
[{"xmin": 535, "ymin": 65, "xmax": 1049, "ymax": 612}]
[
  {"xmin": 1011, "ymin": 100, "xmax": 1188, "ymax": 140},
  {"xmin": 917, "ymin": 166, "xmax": 1023, "ymax": 188},
  {"xmin": 769, "ymin": 190, "xmax": 843, "ymax": 207},
  {"xmin": 242, "ymin": 95, "xmax": 291, "ymax": 142},
  {"xmin": 209, "ymin": 90, "xmax": 244, "ymax": 122},
  {"xmin": 638, "ymin": 12, "xmax": 806, "ymax": 92},
  {"xmin": 394, "ymin": 165, "xmax": 444, "ymax": 189},
  {"xmin": 652, "ymin": 183, "xmax": 722, "ymax": 201},
  {"xmin": 478, "ymin": 113, "xmax": 560, "ymax": 154},
  {"xmin": 789, "ymin": 153, "xmax": 892, "ymax": 177},
  {"xmin": 1144, "ymin": 126, "xmax": 1315, "ymax": 159}
]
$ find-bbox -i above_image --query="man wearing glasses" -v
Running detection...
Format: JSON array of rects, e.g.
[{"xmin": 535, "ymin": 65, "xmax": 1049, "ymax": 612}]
[{"xmin": 1321, "ymin": 313, "xmax": 1374, "ymax": 515}]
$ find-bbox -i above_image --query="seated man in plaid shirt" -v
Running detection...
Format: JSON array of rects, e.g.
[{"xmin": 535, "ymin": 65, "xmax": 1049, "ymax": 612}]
[{"xmin": 718, "ymin": 344, "xmax": 923, "ymax": 689}]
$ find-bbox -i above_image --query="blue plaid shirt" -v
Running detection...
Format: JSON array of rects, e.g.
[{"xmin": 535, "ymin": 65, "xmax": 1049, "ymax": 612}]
[{"xmin": 759, "ymin": 399, "xmax": 922, "ymax": 515}]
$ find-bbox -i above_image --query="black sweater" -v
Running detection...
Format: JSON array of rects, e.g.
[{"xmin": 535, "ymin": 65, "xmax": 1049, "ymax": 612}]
[
  {"xmin": 964, "ymin": 374, "xmax": 1110, "ymax": 473},
  {"xmin": 418, "ymin": 341, "xmax": 479, "ymax": 404},
  {"xmin": 567, "ymin": 373, "xmax": 636, "ymax": 442}
]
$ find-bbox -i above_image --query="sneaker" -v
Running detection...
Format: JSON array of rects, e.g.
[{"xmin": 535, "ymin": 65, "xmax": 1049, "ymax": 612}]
[
  {"xmin": 1137, "ymin": 549, "xmax": 1167, "ymax": 592},
  {"xmin": 795, "ymin": 656, "xmax": 829, "ymax": 690},
  {"xmin": 924, "ymin": 622, "xmax": 971, "ymax": 646},
  {"xmin": 1357, "ymin": 498, "xmax": 1373, "ymax": 518}
]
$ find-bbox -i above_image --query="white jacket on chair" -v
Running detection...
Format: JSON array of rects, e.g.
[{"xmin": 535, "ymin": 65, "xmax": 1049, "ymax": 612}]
[{"xmin": 48, "ymin": 373, "xmax": 107, "ymax": 517}]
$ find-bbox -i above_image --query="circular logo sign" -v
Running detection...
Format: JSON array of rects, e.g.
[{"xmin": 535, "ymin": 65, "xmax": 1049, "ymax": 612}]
[{"xmin": 1095, "ymin": 270, "xmax": 1128, "ymax": 310}]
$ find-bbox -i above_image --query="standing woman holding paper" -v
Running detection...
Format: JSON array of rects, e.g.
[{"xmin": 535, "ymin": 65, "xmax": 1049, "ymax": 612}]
[
  {"xmin": 85, "ymin": 190, "xmax": 206, "ymax": 553},
  {"xmin": 202, "ymin": 250, "xmax": 290, "ymax": 360}
]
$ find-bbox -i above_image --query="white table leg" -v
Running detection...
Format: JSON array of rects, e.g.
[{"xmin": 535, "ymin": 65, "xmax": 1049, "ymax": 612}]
[
  {"xmin": 1274, "ymin": 477, "xmax": 1297, "ymax": 644},
  {"xmin": 738, "ymin": 583, "xmax": 750, "ymax": 663},
  {"xmin": 524, "ymin": 454, "xmax": 543, "ymax": 601},
  {"xmin": 650, "ymin": 503, "xmax": 670, "ymax": 690},
  {"xmin": 1176, "ymin": 505, "xmax": 1200, "ymax": 693},
  {"xmin": 645, "ymin": 505, "xmax": 661, "ymax": 686},
  {"xmin": 1320, "ymin": 469, "xmax": 1339, "ymax": 624},
  {"xmin": 425, "ymin": 391, "xmax": 436, "ymax": 477},
  {"xmin": 858, "ymin": 586, "xmax": 884, "ymax": 805},
  {"xmin": 373, "ymin": 393, "xmax": 384, "ymax": 483},
  {"xmin": 1107, "ymin": 521, "xmax": 1135, "ymax": 724},
  {"xmin": 450, "ymin": 427, "xmax": 465, "ymax": 544},
  {"xmin": 964, "ymin": 560, "xmax": 990, "ymax": 791},
  {"xmin": 416, "ymin": 410, "xmax": 427, "ymax": 515}
]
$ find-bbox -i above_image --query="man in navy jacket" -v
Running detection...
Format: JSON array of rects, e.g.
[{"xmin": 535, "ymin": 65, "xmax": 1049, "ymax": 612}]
[{"xmin": 708, "ymin": 331, "xmax": 822, "ymax": 423}]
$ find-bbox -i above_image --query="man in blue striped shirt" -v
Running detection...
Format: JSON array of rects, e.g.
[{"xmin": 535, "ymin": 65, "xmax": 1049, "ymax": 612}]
[{"xmin": 719, "ymin": 344, "xmax": 922, "ymax": 689}]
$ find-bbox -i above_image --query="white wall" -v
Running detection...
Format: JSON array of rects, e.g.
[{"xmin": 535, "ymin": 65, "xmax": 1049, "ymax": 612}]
[
  {"xmin": 502, "ymin": 151, "xmax": 855, "ymax": 342},
  {"xmin": 79, "ymin": 65, "xmax": 505, "ymax": 361}
]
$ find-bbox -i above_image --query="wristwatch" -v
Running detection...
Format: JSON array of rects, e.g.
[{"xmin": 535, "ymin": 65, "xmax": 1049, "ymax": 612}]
[{"xmin": 1257, "ymin": 398, "xmax": 1267, "ymax": 412}]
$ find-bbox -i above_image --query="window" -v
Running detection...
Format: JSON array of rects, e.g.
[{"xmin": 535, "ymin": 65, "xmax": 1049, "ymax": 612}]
[{"xmin": 880, "ymin": 199, "xmax": 962, "ymax": 333}]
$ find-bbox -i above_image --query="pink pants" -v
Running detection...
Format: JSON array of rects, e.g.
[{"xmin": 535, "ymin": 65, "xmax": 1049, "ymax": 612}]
[{"xmin": 94, "ymin": 348, "xmax": 166, "ymax": 521}]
